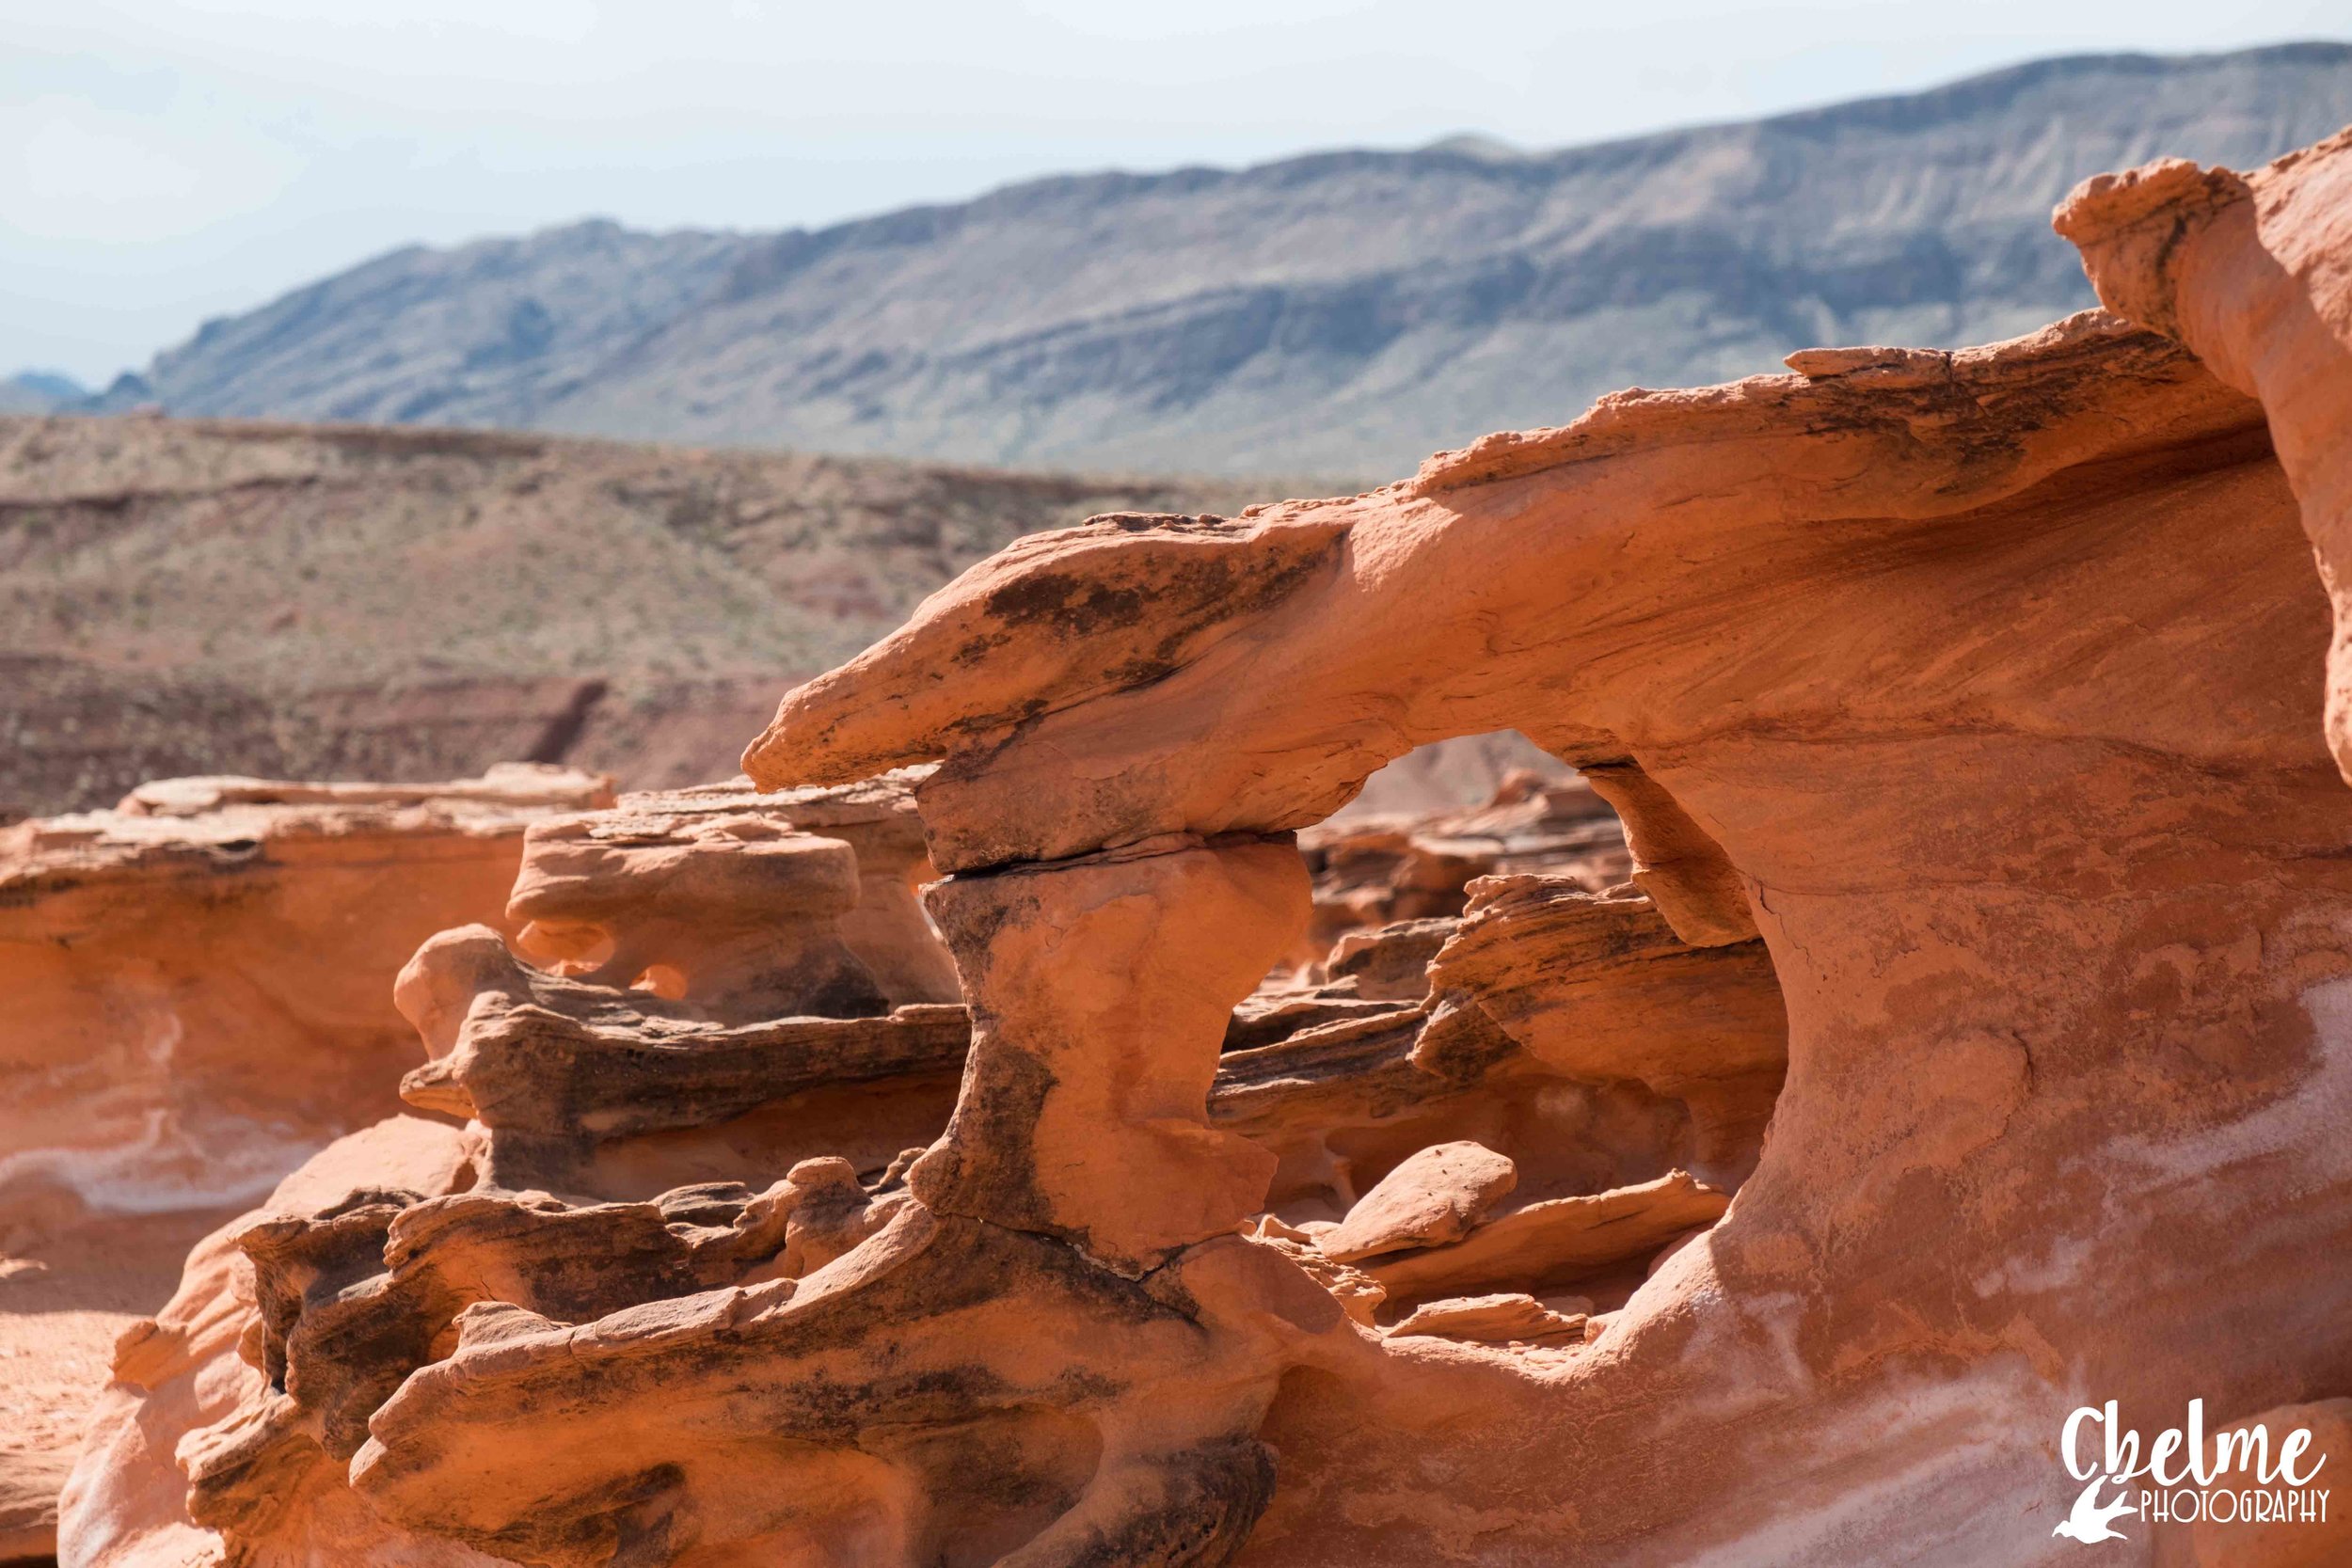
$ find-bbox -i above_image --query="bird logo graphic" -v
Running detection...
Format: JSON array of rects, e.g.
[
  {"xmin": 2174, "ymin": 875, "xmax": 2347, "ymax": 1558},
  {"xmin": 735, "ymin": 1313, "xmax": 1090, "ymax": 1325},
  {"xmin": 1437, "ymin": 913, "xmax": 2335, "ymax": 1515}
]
[{"xmin": 2052, "ymin": 1477, "xmax": 2137, "ymax": 1544}]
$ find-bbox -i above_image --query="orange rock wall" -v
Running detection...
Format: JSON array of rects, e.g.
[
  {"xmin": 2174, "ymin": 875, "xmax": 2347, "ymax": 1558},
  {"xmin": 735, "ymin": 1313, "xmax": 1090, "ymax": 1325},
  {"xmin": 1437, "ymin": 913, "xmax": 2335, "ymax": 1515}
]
[{"xmin": 0, "ymin": 766, "xmax": 610, "ymax": 1561}]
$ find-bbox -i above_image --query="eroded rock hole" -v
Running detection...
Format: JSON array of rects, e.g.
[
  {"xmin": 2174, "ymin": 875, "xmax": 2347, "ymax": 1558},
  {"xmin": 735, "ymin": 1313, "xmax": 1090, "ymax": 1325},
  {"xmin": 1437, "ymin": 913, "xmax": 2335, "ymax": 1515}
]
[{"xmin": 1226, "ymin": 731, "xmax": 1788, "ymax": 1342}]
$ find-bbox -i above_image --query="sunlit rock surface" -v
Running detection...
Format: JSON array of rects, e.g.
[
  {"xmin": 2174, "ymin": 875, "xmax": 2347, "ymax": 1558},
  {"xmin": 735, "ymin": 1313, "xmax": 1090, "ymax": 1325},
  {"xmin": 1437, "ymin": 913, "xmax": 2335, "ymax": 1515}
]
[
  {"xmin": 0, "ymin": 765, "xmax": 611, "ymax": 1561},
  {"xmin": 54, "ymin": 124, "xmax": 2352, "ymax": 1568}
]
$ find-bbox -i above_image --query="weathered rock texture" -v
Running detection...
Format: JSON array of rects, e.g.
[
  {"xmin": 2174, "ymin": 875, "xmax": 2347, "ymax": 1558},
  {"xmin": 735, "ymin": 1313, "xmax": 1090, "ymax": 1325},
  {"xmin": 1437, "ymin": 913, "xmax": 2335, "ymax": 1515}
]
[
  {"xmin": 0, "ymin": 766, "xmax": 610, "ymax": 1562},
  {"xmin": 58, "ymin": 773, "xmax": 985, "ymax": 1565},
  {"xmin": 2056, "ymin": 126, "xmax": 2352, "ymax": 789},
  {"xmin": 1283, "ymin": 768, "xmax": 1627, "ymax": 972},
  {"xmin": 57, "ymin": 124, "xmax": 2352, "ymax": 1567},
  {"xmin": 57, "ymin": 758, "xmax": 1774, "ymax": 1564},
  {"xmin": 1315, "ymin": 1140, "xmax": 1517, "ymax": 1262},
  {"xmin": 729, "ymin": 129, "xmax": 2352, "ymax": 1564}
]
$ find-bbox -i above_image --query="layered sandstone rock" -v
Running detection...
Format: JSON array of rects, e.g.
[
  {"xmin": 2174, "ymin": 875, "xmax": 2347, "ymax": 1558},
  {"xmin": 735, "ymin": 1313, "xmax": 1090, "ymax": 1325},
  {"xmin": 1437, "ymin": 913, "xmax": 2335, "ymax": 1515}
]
[
  {"xmin": 0, "ymin": 767, "xmax": 615, "ymax": 1222},
  {"xmin": 1284, "ymin": 768, "xmax": 1627, "ymax": 974},
  {"xmin": 1421, "ymin": 877, "xmax": 1786, "ymax": 1186},
  {"xmin": 0, "ymin": 765, "xmax": 611, "ymax": 1562},
  {"xmin": 1386, "ymin": 1291, "xmax": 1588, "ymax": 1346},
  {"xmin": 2055, "ymin": 128, "xmax": 2352, "ymax": 786},
  {"xmin": 60, "ymin": 761, "xmax": 1778, "ymax": 1564},
  {"xmin": 1315, "ymin": 1140, "xmax": 1517, "ymax": 1262},
  {"xmin": 60, "ymin": 773, "xmax": 984, "ymax": 1565},
  {"xmin": 59, "ymin": 124, "xmax": 2352, "ymax": 1568},
  {"xmin": 726, "ymin": 129, "xmax": 2352, "ymax": 1566},
  {"xmin": 1217, "ymin": 870, "xmax": 1786, "ymax": 1239}
]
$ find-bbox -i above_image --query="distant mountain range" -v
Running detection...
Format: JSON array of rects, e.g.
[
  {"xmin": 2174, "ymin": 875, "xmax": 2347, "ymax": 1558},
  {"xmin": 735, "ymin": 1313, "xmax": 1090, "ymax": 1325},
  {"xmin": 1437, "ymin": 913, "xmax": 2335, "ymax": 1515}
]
[
  {"xmin": 56, "ymin": 42, "xmax": 2352, "ymax": 477},
  {"xmin": 0, "ymin": 372, "xmax": 87, "ymax": 415}
]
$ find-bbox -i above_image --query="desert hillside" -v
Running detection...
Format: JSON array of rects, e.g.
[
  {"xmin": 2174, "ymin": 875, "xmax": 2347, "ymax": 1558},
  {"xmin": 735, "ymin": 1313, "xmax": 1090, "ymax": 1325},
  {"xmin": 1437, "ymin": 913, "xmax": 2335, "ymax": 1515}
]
[
  {"xmin": 75, "ymin": 44, "xmax": 2352, "ymax": 475},
  {"xmin": 0, "ymin": 414, "xmax": 1251, "ymax": 817}
]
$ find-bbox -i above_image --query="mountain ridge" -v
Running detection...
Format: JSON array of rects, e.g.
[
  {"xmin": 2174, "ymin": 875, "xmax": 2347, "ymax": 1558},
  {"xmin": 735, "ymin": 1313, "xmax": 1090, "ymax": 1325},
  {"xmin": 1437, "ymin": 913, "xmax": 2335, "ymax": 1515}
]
[{"xmin": 83, "ymin": 42, "xmax": 2352, "ymax": 477}]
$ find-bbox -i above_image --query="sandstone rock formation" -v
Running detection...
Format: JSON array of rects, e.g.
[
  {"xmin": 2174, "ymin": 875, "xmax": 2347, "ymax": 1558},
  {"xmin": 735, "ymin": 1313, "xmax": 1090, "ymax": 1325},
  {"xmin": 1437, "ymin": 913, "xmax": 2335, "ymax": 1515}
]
[
  {"xmin": 0, "ymin": 766, "xmax": 610, "ymax": 1562},
  {"xmin": 2055, "ymin": 127, "xmax": 2352, "ymax": 788},
  {"xmin": 729, "ymin": 126, "xmax": 2352, "ymax": 1563},
  {"xmin": 1284, "ymin": 768, "xmax": 1627, "ymax": 972},
  {"xmin": 59, "ymin": 756, "xmax": 1777, "ymax": 1564},
  {"xmin": 57, "ymin": 123, "xmax": 2352, "ymax": 1567},
  {"xmin": 1314, "ymin": 1140, "xmax": 1517, "ymax": 1262},
  {"xmin": 1386, "ymin": 1291, "xmax": 1588, "ymax": 1346},
  {"xmin": 57, "ymin": 773, "xmax": 974, "ymax": 1564}
]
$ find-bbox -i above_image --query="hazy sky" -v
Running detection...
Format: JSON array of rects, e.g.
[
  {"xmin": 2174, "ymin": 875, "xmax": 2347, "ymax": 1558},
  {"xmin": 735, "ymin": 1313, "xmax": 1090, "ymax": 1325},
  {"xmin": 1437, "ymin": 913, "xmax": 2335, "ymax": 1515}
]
[{"xmin": 6, "ymin": 0, "xmax": 2344, "ymax": 385}]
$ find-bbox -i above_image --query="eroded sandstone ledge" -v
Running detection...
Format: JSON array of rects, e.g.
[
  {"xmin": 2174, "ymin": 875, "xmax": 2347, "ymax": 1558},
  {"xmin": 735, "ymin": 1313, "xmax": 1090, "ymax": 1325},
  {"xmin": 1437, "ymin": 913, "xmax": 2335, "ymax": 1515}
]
[{"xmin": 0, "ymin": 765, "xmax": 612, "ymax": 1562}]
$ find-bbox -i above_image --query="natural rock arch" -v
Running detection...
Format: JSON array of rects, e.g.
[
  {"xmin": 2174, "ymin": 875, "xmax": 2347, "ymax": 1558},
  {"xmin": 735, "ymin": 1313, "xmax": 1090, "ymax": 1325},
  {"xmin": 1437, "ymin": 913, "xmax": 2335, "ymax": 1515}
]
[{"xmin": 57, "ymin": 127, "xmax": 2352, "ymax": 1568}]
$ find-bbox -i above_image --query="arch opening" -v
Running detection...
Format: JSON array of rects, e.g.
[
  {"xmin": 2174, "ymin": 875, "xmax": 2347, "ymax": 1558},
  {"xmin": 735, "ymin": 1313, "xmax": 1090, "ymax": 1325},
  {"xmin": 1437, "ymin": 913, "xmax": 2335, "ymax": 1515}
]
[{"xmin": 1221, "ymin": 730, "xmax": 1791, "ymax": 1339}]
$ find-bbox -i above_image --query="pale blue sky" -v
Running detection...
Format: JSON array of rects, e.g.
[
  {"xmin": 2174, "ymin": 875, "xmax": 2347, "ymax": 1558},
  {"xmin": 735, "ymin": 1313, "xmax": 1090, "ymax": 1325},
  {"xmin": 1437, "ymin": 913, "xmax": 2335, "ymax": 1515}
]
[{"xmin": 5, "ymin": 0, "xmax": 2345, "ymax": 385}]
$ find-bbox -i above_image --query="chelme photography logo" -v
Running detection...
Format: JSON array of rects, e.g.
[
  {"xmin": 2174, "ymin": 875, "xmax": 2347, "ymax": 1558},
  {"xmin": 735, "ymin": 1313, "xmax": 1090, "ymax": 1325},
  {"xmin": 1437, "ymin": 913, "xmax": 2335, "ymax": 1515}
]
[{"xmin": 2054, "ymin": 1400, "xmax": 2331, "ymax": 1544}]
